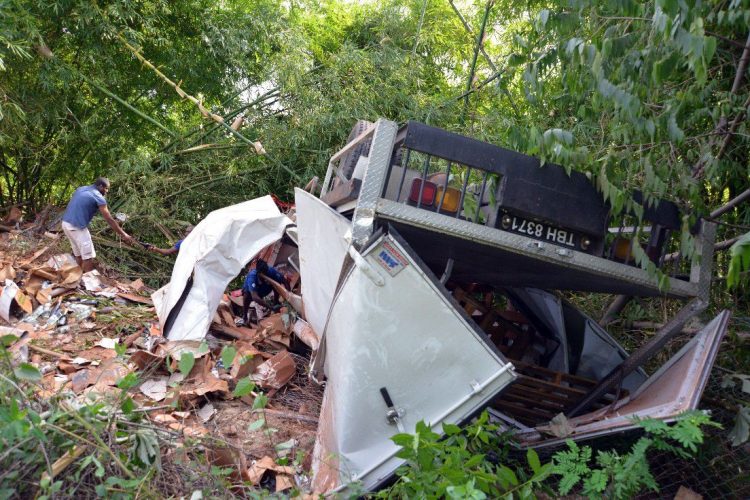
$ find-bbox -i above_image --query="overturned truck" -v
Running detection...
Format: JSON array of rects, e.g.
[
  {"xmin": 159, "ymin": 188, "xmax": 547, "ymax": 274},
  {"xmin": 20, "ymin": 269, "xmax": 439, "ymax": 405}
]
[
  {"xmin": 154, "ymin": 118, "xmax": 728, "ymax": 494},
  {"xmin": 303, "ymin": 119, "xmax": 727, "ymax": 492}
]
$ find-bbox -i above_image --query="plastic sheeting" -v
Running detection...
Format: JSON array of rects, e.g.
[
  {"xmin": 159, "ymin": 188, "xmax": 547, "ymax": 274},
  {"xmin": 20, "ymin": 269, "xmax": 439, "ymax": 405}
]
[{"xmin": 153, "ymin": 196, "xmax": 292, "ymax": 341}]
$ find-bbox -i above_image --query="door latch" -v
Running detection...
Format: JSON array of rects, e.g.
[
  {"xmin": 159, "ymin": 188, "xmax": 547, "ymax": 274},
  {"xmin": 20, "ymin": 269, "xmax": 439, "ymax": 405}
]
[{"xmin": 380, "ymin": 387, "xmax": 405, "ymax": 432}]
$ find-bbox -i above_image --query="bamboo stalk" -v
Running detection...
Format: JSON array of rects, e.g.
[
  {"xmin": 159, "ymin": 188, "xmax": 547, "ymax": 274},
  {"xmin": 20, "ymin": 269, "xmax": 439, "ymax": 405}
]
[
  {"xmin": 117, "ymin": 35, "xmax": 226, "ymax": 125},
  {"xmin": 41, "ymin": 445, "xmax": 87, "ymax": 483},
  {"xmin": 29, "ymin": 344, "xmax": 71, "ymax": 360},
  {"xmin": 463, "ymin": 0, "xmax": 494, "ymax": 117},
  {"xmin": 710, "ymin": 188, "xmax": 750, "ymax": 219}
]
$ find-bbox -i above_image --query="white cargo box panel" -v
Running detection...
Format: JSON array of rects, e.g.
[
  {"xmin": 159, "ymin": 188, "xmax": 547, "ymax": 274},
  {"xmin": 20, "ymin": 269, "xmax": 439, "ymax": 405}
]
[{"xmin": 310, "ymin": 229, "xmax": 516, "ymax": 492}]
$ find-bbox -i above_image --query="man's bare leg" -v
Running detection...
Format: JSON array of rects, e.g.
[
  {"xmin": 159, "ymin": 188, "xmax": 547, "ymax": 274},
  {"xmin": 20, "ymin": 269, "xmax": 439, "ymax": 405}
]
[
  {"xmin": 81, "ymin": 259, "xmax": 95, "ymax": 272},
  {"xmin": 74, "ymin": 256, "xmax": 83, "ymax": 267}
]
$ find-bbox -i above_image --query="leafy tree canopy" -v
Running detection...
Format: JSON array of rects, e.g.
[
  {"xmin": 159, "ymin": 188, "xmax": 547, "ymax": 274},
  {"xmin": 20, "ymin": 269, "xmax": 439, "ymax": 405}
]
[{"xmin": 1, "ymin": 0, "xmax": 748, "ymax": 283}]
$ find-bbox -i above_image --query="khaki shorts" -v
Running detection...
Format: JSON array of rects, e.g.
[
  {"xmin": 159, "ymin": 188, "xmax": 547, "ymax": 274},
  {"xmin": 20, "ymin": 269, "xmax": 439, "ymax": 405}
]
[{"xmin": 62, "ymin": 221, "xmax": 96, "ymax": 260}]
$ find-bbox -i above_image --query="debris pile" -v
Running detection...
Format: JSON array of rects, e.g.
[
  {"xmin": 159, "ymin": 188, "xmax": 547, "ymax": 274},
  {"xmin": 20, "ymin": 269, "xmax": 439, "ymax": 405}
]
[{"xmin": 0, "ymin": 227, "xmax": 322, "ymax": 494}]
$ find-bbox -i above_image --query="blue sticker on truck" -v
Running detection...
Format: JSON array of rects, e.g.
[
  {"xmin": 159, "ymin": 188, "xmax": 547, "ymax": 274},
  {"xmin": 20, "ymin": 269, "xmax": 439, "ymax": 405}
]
[{"xmin": 374, "ymin": 240, "xmax": 409, "ymax": 277}]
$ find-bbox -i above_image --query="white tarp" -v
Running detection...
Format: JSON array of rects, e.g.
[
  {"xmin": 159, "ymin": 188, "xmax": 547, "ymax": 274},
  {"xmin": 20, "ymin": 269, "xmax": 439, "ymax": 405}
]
[{"xmin": 153, "ymin": 196, "xmax": 292, "ymax": 341}]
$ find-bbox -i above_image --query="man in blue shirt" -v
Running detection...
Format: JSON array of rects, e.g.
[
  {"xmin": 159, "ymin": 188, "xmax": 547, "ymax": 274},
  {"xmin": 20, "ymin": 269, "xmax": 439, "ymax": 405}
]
[
  {"xmin": 61, "ymin": 177, "xmax": 134, "ymax": 271},
  {"xmin": 242, "ymin": 258, "xmax": 289, "ymax": 322}
]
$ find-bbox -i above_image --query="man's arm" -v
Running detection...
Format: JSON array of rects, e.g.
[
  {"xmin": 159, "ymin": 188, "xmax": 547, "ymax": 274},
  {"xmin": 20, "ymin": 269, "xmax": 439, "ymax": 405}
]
[
  {"xmin": 149, "ymin": 246, "xmax": 178, "ymax": 256},
  {"xmin": 98, "ymin": 205, "xmax": 134, "ymax": 244},
  {"xmin": 242, "ymin": 290, "xmax": 251, "ymax": 322}
]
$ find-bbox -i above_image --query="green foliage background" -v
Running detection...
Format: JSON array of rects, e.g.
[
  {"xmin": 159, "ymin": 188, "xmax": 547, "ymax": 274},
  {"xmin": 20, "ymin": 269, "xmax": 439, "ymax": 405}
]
[{"xmin": 1, "ymin": 0, "xmax": 749, "ymax": 283}]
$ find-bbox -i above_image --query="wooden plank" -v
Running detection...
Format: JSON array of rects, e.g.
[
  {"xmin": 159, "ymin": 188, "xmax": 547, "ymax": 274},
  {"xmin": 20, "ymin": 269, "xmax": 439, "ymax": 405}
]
[
  {"xmin": 492, "ymin": 400, "xmax": 551, "ymax": 424},
  {"xmin": 116, "ymin": 292, "xmax": 153, "ymax": 305},
  {"xmin": 501, "ymin": 391, "xmax": 566, "ymax": 412}
]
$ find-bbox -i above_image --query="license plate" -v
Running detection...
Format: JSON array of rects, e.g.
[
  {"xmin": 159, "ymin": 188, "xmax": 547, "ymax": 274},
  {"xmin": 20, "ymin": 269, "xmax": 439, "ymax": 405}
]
[{"xmin": 499, "ymin": 212, "xmax": 583, "ymax": 250}]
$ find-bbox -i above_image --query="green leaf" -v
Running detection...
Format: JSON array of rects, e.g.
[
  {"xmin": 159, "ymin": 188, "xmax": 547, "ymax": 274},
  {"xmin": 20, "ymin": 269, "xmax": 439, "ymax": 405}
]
[
  {"xmin": 464, "ymin": 454, "xmax": 485, "ymax": 468},
  {"xmin": 117, "ymin": 372, "xmax": 139, "ymax": 390},
  {"xmin": 179, "ymin": 352, "xmax": 195, "ymax": 376},
  {"xmin": 667, "ymin": 113, "xmax": 685, "ymax": 142},
  {"xmin": 233, "ymin": 377, "xmax": 255, "ymax": 397},
  {"xmin": 391, "ymin": 433, "xmax": 413, "ymax": 447},
  {"xmin": 1, "ymin": 334, "xmax": 18, "ymax": 347},
  {"xmin": 14, "ymin": 363, "xmax": 41, "ymax": 381},
  {"xmin": 248, "ymin": 418, "xmax": 265, "ymax": 431},
  {"xmin": 198, "ymin": 341, "xmax": 209, "ymax": 355},
  {"xmin": 221, "ymin": 346, "xmax": 237, "ymax": 368},
  {"xmin": 497, "ymin": 465, "xmax": 518, "ymax": 486},
  {"xmin": 121, "ymin": 397, "xmax": 136, "ymax": 414},
  {"xmin": 442, "ymin": 422, "xmax": 461, "ymax": 435},
  {"xmin": 252, "ymin": 392, "xmax": 268, "ymax": 409},
  {"xmin": 526, "ymin": 448, "xmax": 541, "ymax": 474}
]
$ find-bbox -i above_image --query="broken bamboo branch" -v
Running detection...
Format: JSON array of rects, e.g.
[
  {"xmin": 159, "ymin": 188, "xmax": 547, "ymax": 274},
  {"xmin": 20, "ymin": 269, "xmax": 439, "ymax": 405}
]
[
  {"xmin": 710, "ymin": 188, "xmax": 750, "ymax": 219},
  {"xmin": 692, "ymin": 30, "xmax": 750, "ymax": 178},
  {"xmin": 598, "ymin": 295, "xmax": 632, "ymax": 327},
  {"xmin": 29, "ymin": 344, "xmax": 71, "ymax": 360},
  {"xmin": 663, "ymin": 236, "xmax": 739, "ymax": 262},
  {"xmin": 40, "ymin": 445, "xmax": 87, "ymax": 483},
  {"xmin": 463, "ymin": 0, "xmax": 494, "ymax": 116}
]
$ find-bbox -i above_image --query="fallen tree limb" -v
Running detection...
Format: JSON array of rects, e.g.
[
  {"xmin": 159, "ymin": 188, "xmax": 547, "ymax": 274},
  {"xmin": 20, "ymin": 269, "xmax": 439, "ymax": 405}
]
[
  {"xmin": 692, "ymin": 30, "xmax": 750, "ymax": 178},
  {"xmin": 710, "ymin": 188, "xmax": 750, "ymax": 219}
]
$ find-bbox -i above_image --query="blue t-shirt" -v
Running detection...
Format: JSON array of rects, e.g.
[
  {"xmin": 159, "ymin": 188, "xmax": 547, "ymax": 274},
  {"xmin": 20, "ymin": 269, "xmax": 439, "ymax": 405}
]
[
  {"xmin": 242, "ymin": 266, "xmax": 285, "ymax": 297},
  {"xmin": 174, "ymin": 240, "xmax": 183, "ymax": 251},
  {"xmin": 62, "ymin": 185, "xmax": 107, "ymax": 229}
]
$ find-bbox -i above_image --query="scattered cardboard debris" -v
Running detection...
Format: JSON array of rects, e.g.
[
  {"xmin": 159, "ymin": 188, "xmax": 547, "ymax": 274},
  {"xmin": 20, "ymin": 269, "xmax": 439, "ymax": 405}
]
[
  {"xmin": 246, "ymin": 456, "xmax": 296, "ymax": 487},
  {"xmin": 117, "ymin": 292, "xmax": 153, "ymax": 305},
  {"xmin": 80, "ymin": 270, "xmax": 103, "ymax": 291},
  {"xmin": 141, "ymin": 377, "xmax": 169, "ymax": 401},
  {"xmin": 253, "ymin": 351, "xmax": 295, "ymax": 390},
  {"xmin": 1, "ymin": 229, "xmax": 322, "ymax": 496},
  {"xmin": 95, "ymin": 337, "xmax": 118, "ymax": 349},
  {"xmin": 197, "ymin": 403, "xmax": 216, "ymax": 423}
]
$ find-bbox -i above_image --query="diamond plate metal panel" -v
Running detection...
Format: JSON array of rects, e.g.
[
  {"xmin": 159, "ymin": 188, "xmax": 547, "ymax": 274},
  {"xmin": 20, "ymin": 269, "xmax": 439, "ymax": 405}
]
[
  {"xmin": 352, "ymin": 119, "xmax": 397, "ymax": 246},
  {"xmin": 375, "ymin": 199, "xmax": 699, "ymax": 299}
]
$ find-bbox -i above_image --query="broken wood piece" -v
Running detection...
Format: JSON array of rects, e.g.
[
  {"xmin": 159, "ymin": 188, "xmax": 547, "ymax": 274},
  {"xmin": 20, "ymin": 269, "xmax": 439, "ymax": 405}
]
[
  {"xmin": 0, "ymin": 265, "xmax": 16, "ymax": 281},
  {"xmin": 29, "ymin": 344, "xmax": 71, "ymax": 360},
  {"xmin": 253, "ymin": 350, "xmax": 295, "ymax": 389},
  {"xmin": 210, "ymin": 322, "xmax": 257, "ymax": 341},
  {"xmin": 41, "ymin": 445, "xmax": 87, "ymax": 483},
  {"xmin": 264, "ymin": 276, "xmax": 305, "ymax": 318},
  {"xmin": 123, "ymin": 330, "xmax": 143, "ymax": 347},
  {"xmin": 116, "ymin": 292, "xmax": 153, "ymax": 305},
  {"xmin": 230, "ymin": 345, "xmax": 264, "ymax": 380}
]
